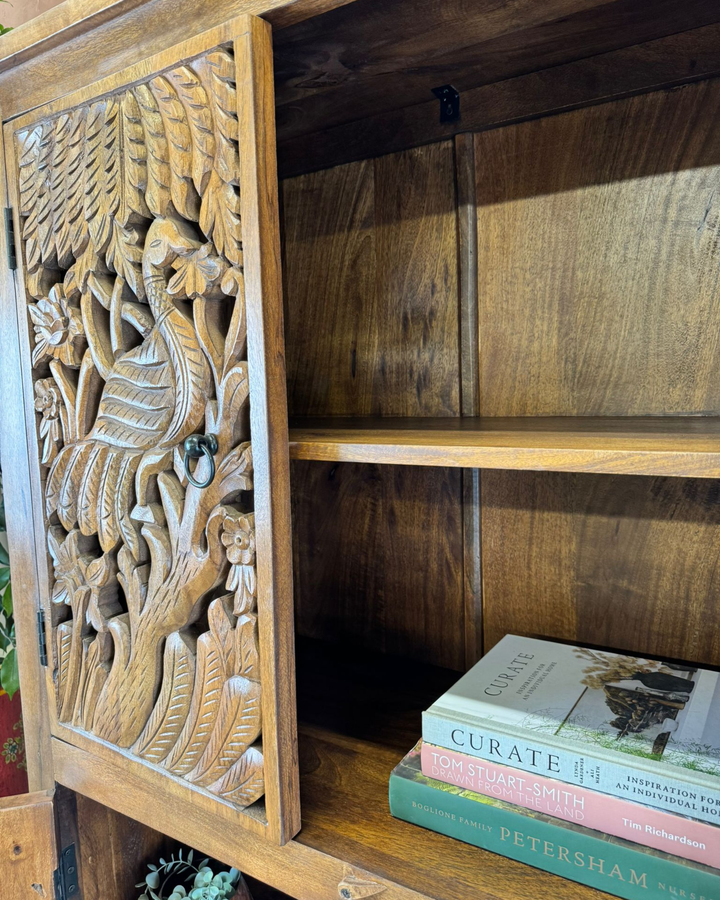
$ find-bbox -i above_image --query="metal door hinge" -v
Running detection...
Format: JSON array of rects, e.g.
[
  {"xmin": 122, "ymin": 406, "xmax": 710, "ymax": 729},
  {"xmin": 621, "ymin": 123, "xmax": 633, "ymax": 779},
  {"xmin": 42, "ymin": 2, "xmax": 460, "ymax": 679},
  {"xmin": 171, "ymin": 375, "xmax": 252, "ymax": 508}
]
[
  {"xmin": 431, "ymin": 84, "xmax": 460, "ymax": 123},
  {"xmin": 54, "ymin": 844, "xmax": 80, "ymax": 900},
  {"xmin": 37, "ymin": 608, "xmax": 48, "ymax": 667},
  {"xmin": 5, "ymin": 207, "xmax": 16, "ymax": 270}
]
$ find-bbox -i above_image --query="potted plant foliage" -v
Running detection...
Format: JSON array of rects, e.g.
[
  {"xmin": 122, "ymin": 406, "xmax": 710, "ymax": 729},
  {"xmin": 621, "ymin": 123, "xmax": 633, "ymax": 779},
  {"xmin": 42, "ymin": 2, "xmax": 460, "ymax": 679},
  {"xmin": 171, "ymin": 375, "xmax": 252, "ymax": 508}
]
[
  {"xmin": 137, "ymin": 849, "xmax": 253, "ymax": 900},
  {"xmin": 0, "ymin": 0, "xmax": 12, "ymax": 35}
]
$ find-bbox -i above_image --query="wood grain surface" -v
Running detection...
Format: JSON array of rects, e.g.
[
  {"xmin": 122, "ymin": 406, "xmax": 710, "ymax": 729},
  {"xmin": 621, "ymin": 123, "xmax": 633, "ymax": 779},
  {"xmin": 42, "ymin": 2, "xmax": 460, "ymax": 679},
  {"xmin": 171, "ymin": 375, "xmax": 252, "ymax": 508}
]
[
  {"xmin": 0, "ymin": 790, "xmax": 57, "ymax": 900},
  {"xmin": 288, "ymin": 417, "xmax": 720, "ymax": 477},
  {"xmin": 283, "ymin": 142, "xmax": 459, "ymax": 417},
  {"xmin": 482, "ymin": 471, "xmax": 720, "ymax": 666},
  {"xmin": 278, "ymin": 24, "xmax": 720, "ymax": 177},
  {"xmin": 475, "ymin": 79, "xmax": 720, "ymax": 417},
  {"xmin": 291, "ymin": 461, "xmax": 465, "ymax": 670},
  {"xmin": 273, "ymin": 0, "xmax": 720, "ymax": 143}
]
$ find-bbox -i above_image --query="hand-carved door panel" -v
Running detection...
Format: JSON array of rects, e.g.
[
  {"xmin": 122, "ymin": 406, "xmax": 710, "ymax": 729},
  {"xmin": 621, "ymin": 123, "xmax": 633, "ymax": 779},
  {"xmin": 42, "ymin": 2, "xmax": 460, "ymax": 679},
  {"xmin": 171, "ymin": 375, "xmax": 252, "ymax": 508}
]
[{"xmin": 2, "ymin": 15, "xmax": 299, "ymax": 845}]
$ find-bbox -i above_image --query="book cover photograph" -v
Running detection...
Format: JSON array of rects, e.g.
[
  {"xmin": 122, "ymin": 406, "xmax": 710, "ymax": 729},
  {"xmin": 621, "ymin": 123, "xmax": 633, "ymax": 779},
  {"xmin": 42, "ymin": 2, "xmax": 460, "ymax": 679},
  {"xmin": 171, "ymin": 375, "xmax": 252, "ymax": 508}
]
[{"xmin": 426, "ymin": 635, "xmax": 720, "ymax": 777}]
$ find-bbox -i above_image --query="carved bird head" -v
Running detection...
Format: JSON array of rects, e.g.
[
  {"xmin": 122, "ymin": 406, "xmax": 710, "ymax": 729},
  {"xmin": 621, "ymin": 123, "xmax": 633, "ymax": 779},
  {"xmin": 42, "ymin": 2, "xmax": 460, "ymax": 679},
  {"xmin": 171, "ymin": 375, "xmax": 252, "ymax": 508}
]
[{"xmin": 145, "ymin": 216, "xmax": 203, "ymax": 270}]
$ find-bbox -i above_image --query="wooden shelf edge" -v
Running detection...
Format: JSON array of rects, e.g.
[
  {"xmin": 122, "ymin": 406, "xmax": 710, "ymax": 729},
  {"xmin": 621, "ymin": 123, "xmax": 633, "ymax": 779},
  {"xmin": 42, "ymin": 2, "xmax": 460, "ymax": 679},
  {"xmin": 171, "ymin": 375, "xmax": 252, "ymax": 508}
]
[{"xmin": 289, "ymin": 418, "xmax": 720, "ymax": 477}]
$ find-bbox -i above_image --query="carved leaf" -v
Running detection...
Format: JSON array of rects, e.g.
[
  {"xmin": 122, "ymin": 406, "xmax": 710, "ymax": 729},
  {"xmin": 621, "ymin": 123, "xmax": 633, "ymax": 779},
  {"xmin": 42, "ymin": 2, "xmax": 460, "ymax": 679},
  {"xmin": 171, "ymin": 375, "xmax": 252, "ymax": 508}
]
[
  {"xmin": 199, "ymin": 50, "xmax": 239, "ymax": 184},
  {"xmin": 163, "ymin": 631, "xmax": 223, "ymax": 775},
  {"xmin": 207, "ymin": 744, "xmax": 264, "ymax": 806},
  {"xmin": 105, "ymin": 222, "xmax": 145, "ymax": 302},
  {"xmin": 83, "ymin": 101, "xmax": 116, "ymax": 256},
  {"xmin": 134, "ymin": 632, "xmax": 196, "ymax": 763},
  {"xmin": 208, "ymin": 597, "xmax": 236, "ymax": 675},
  {"xmin": 97, "ymin": 449, "xmax": 124, "ymax": 552},
  {"xmin": 149, "ymin": 75, "xmax": 200, "ymax": 220},
  {"xmin": 199, "ymin": 170, "xmax": 242, "ymax": 267},
  {"xmin": 20, "ymin": 122, "xmax": 54, "ymax": 273},
  {"xmin": 75, "ymin": 633, "xmax": 112, "ymax": 730},
  {"xmin": 50, "ymin": 114, "xmax": 73, "ymax": 268},
  {"xmin": 56, "ymin": 622, "xmax": 73, "ymax": 713},
  {"xmin": 114, "ymin": 453, "xmax": 143, "ymax": 560},
  {"xmin": 120, "ymin": 91, "xmax": 151, "ymax": 224},
  {"xmin": 235, "ymin": 613, "xmax": 260, "ymax": 681},
  {"xmin": 134, "ymin": 83, "xmax": 172, "ymax": 218},
  {"xmin": 57, "ymin": 442, "xmax": 94, "ymax": 530},
  {"xmin": 76, "ymin": 443, "xmax": 109, "ymax": 536},
  {"xmin": 17, "ymin": 126, "xmax": 42, "ymax": 217},
  {"xmin": 186, "ymin": 675, "xmax": 262, "ymax": 788},
  {"xmin": 65, "ymin": 108, "xmax": 89, "ymax": 256},
  {"xmin": 168, "ymin": 65, "xmax": 215, "ymax": 196},
  {"xmin": 46, "ymin": 443, "xmax": 74, "ymax": 516}
]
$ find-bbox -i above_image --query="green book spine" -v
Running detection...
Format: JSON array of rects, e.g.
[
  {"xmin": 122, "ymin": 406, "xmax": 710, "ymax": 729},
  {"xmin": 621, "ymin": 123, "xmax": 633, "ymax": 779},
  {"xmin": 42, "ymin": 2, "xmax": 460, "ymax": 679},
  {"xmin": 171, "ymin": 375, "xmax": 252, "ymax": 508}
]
[{"xmin": 389, "ymin": 747, "xmax": 720, "ymax": 900}]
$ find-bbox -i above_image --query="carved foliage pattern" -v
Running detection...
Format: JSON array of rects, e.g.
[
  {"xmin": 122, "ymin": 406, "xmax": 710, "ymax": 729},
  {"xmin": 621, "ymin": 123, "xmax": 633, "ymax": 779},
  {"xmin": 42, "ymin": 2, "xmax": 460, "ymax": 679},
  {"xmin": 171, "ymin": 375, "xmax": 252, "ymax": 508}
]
[{"xmin": 16, "ymin": 47, "xmax": 265, "ymax": 808}]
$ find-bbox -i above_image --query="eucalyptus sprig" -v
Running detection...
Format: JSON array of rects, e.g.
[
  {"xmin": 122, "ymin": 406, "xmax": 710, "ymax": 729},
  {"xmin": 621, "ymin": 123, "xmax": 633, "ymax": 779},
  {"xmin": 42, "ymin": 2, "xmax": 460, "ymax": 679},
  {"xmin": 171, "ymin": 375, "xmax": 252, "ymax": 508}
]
[{"xmin": 137, "ymin": 849, "xmax": 243, "ymax": 900}]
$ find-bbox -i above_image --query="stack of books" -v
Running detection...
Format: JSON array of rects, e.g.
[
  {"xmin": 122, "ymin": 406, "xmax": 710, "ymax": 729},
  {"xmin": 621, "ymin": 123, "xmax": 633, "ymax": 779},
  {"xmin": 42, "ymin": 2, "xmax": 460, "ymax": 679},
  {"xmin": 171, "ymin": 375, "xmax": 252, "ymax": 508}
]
[{"xmin": 389, "ymin": 635, "xmax": 720, "ymax": 900}]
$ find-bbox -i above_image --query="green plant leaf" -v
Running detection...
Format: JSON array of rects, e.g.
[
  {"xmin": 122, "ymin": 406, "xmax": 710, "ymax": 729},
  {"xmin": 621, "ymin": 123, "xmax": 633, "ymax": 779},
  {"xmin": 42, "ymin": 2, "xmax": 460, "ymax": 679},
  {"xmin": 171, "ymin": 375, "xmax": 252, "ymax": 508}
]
[
  {"xmin": 0, "ymin": 568, "xmax": 10, "ymax": 592},
  {"xmin": 0, "ymin": 544, "xmax": 9, "ymax": 566},
  {"xmin": 1, "ymin": 648, "xmax": 19, "ymax": 699},
  {"xmin": 146, "ymin": 872, "xmax": 160, "ymax": 890},
  {"xmin": 3, "ymin": 583, "xmax": 12, "ymax": 618}
]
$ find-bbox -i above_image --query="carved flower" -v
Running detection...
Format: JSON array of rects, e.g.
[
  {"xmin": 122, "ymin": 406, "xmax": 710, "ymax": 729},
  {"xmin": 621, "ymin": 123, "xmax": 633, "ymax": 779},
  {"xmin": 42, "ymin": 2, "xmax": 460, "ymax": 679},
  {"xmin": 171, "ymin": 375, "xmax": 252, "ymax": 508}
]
[
  {"xmin": 34, "ymin": 378, "xmax": 62, "ymax": 465},
  {"xmin": 222, "ymin": 513, "xmax": 256, "ymax": 615},
  {"xmin": 48, "ymin": 528, "xmax": 92, "ymax": 610},
  {"xmin": 221, "ymin": 514, "xmax": 255, "ymax": 566},
  {"xmin": 28, "ymin": 284, "xmax": 85, "ymax": 368},
  {"xmin": 168, "ymin": 243, "xmax": 228, "ymax": 300}
]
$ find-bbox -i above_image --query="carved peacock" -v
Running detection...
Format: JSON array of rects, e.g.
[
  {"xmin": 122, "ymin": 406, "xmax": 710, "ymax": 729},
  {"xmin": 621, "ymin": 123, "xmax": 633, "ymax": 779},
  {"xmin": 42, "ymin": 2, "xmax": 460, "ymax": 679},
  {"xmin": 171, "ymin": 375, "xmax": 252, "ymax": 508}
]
[{"xmin": 16, "ymin": 47, "xmax": 266, "ymax": 809}]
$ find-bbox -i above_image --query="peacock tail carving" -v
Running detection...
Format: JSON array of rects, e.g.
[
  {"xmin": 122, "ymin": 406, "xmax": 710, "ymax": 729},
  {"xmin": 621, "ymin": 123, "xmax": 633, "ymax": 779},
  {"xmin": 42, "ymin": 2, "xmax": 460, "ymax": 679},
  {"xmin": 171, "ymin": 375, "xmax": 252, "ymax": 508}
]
[{"xmin": 17, "ymin": 46, "xmax": 265, "ymax": 809}]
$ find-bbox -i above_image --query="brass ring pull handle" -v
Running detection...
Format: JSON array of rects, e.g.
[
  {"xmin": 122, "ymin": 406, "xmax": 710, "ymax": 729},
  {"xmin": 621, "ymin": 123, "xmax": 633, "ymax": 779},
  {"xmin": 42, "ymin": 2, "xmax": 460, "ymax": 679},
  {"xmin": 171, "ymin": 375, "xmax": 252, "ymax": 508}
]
[{"xmin": 183, "ymin": 434, "xmax": 219, "ymax": 489}]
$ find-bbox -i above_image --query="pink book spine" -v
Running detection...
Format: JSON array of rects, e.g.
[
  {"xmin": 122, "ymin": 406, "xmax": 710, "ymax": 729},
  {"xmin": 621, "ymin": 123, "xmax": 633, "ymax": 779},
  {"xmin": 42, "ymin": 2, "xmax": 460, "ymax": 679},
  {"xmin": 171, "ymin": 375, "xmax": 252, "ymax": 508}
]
[{"xmin": 421, "ymin": 742, "xmax": 720, "ymax": 869}]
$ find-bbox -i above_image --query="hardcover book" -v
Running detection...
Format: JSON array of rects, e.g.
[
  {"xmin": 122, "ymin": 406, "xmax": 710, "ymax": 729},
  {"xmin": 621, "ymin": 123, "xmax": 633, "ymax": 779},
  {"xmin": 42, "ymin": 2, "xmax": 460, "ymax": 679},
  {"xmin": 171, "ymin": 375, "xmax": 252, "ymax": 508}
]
[
  {"xmin": 420, "ymin": 741, "xmax": 720, "ymax": 867},
  {"xmin": 422, "ymin": 635, "xmax": 720, "ymax": 824},
  {"xmin": 390, "ymin": 744, "xmax": 720, "ymax": 900}
]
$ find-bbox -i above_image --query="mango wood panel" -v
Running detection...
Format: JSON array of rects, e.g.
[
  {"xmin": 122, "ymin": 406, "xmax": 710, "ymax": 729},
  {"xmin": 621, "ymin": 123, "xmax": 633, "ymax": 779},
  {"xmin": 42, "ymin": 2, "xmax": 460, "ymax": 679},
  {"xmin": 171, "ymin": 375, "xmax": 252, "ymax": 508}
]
[
  {"xmin": 273, "ymin": 0, "xmax": 720, "ymax": 144},
  {"xmin": 475, "ymin": 78, "xmax": 720, "ymax": 417},
  {"xmin": 278, "ymin": 23, "xmax": 720, "ymax": 178},
  {"xmin": 291, "ymin": 461, "xmax": 465, "ymax": 670},
  {"xmin": 0, "ymin": 790, "xmax": 57, "ymax": 900},
  {"xmin": 73, "ymin": 792, "xmax": 174, "ymax": 899},
  {"xmin": 283, "ymin": 142, "xmax": 459, "ymax": 418},
  {"xmin": 482, "ymin": 471, "xmax": 720, "ymax": 667}
]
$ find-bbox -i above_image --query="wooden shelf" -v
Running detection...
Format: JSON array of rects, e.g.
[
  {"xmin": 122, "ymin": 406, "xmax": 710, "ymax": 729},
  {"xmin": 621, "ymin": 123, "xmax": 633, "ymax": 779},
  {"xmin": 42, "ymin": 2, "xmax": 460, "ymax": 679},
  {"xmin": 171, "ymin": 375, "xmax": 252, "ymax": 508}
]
[
  {"xmin": 292, "ymin": 638, "xmax": 604, "ymax": 900},
  {"xmin": 289, "ymin": 416, "xmax": 720, "ymax": 477}
]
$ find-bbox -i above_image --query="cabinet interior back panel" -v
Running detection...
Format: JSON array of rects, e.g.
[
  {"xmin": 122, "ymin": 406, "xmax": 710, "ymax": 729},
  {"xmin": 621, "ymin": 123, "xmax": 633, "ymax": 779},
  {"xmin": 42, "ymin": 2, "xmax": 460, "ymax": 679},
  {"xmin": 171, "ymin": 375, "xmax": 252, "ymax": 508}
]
[
  {"xmin": 282, "ymin": 141, "xmax": 460, "ymax": 418},
  {"xmin": 475, "ymin": 78, "xmax": 720, "ymax": 416},
  {"xmin": 481, "ymin": 471, "xmax": 720, "ymax": 667}
]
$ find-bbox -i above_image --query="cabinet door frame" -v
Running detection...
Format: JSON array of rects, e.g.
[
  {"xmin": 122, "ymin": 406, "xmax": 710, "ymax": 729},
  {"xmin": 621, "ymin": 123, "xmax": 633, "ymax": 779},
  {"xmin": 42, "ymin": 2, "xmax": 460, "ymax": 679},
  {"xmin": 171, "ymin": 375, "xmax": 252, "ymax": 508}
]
[{"xmin": 1, "ymin": 13, "xmax": 299, "ymax": 846}]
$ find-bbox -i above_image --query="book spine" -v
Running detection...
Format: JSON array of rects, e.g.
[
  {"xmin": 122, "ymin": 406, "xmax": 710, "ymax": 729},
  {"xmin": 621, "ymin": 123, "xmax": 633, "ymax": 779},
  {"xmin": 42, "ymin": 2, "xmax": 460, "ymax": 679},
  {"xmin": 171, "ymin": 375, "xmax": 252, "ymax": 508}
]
[
  {"xmin": 389, "ymin": 773, "xmax": 720, "ymax": 900},
  {"xmin": 422, "ymin": 712, "xmax": 720, "ymax": 826},
  {"xmin": 420, "ymin": 742, "xmax": 720, "ymax": 868}
]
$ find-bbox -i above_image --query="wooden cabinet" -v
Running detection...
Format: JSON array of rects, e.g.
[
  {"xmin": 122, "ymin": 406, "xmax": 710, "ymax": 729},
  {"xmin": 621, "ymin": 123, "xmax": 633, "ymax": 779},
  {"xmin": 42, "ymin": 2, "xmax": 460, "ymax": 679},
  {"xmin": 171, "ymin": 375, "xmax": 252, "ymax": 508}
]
[{"xmin": 2, "ymin": 2, "xmax": 720, "ymax": 900}]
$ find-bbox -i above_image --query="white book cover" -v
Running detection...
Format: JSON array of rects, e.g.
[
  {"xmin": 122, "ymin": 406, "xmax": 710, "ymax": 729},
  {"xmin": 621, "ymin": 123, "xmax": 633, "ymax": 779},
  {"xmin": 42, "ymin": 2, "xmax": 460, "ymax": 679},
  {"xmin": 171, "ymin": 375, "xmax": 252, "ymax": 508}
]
[{"xmin": 425, "ymin": 635, "xmax": 720, "ymax": 786}]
